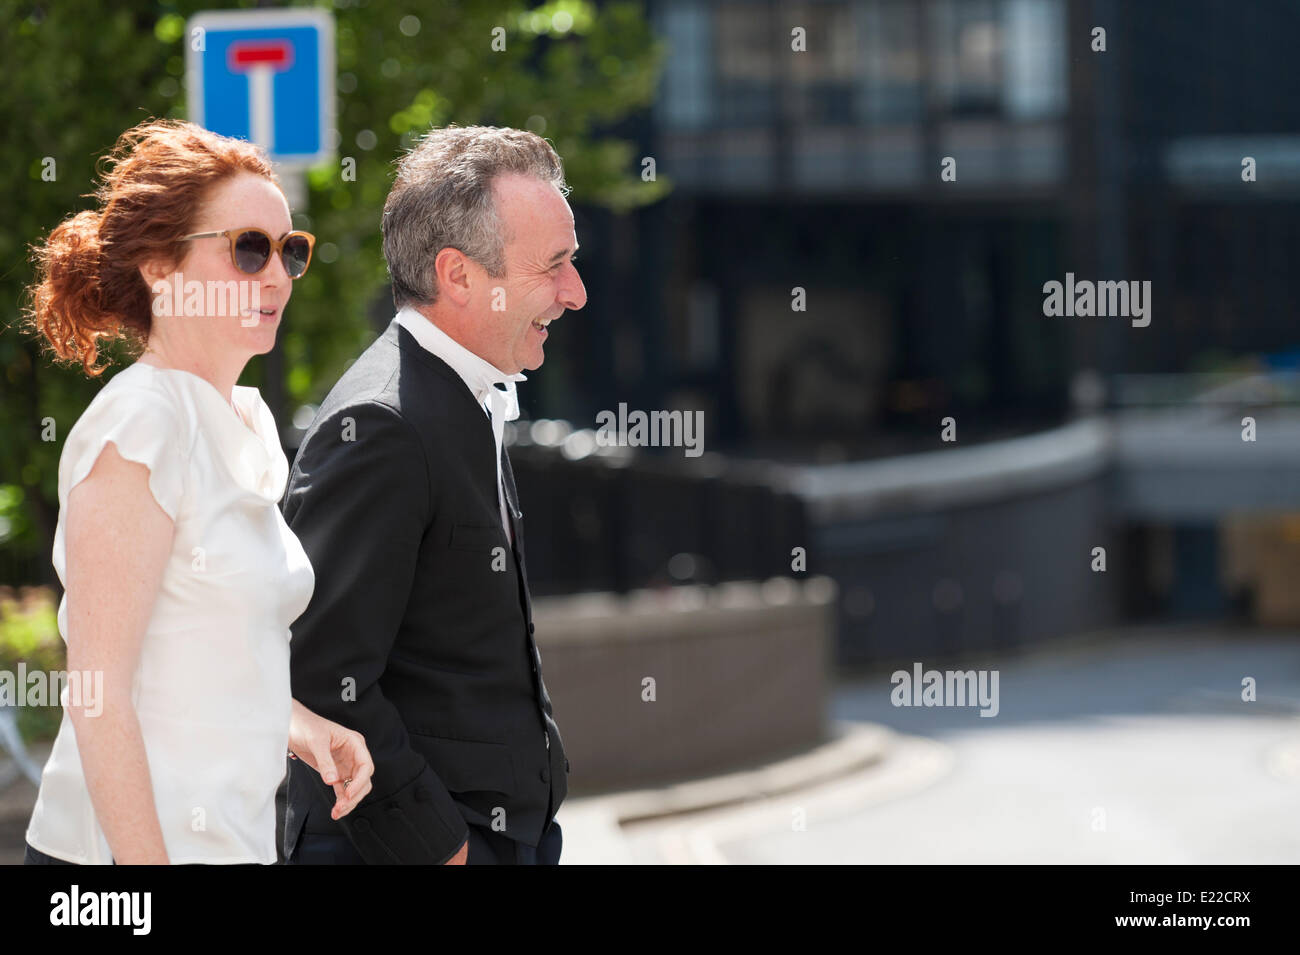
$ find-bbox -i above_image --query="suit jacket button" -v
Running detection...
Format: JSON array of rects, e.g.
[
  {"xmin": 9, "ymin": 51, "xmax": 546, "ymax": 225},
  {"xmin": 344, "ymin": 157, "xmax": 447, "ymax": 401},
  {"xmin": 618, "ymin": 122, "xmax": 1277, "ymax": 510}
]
[
  {"xmin": 565, "ymin": 758, "xmax": 571, "ymax": 773},
  {"xmin": 354, "ymin": 818, "xmax": 371, "ymax": 833},
  {"xmin": 539, "ymin": 767, "xmax": 549, "ymax": 782},
  {"xmin": 528, "ymin": 622, "xmax": 535, "ymax": 635}
]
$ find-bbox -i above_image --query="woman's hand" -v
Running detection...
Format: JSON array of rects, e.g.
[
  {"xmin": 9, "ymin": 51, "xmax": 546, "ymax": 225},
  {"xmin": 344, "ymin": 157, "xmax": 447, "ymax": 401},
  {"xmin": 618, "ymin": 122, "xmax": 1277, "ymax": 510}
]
[{"xmin": 288, "ymin": 700, "xmax": 375, "ymax": 820}]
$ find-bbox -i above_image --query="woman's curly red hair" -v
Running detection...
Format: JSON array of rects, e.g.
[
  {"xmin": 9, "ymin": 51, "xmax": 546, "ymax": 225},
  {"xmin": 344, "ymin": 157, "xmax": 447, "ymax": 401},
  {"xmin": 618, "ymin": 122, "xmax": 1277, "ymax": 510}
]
[{"xmin": 23, "ymin": 118, "xmax": 279, "ymax": 376}]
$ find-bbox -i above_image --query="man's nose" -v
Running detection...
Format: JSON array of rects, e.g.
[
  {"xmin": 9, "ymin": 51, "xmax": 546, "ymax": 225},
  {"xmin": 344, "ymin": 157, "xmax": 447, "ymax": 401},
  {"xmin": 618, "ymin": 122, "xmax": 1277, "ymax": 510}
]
[{"xmin": 558, "ymin": 262, "xmax": 586, "ymax": 311}]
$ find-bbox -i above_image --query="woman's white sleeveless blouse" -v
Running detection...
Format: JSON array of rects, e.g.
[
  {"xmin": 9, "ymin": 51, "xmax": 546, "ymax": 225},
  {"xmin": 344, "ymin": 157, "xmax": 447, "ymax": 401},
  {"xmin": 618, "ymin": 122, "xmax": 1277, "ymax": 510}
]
[{"xmin": 25, "ymin": 362, "xmax": 314, "ymax": 864}]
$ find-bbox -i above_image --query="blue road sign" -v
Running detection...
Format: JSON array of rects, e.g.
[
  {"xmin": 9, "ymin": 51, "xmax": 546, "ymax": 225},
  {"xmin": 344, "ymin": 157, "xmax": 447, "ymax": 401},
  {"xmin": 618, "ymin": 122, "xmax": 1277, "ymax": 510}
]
[{"xmin": 186, "ymin": 9, "xmax": 335, "ymax": 168}]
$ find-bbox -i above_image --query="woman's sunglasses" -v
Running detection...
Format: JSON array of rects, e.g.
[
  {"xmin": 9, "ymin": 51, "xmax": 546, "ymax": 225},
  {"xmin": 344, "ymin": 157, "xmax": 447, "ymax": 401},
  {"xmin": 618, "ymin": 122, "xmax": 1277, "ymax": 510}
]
[{"xmin": 181, "ymin": 228, "xmax": 316, "ymax": 279}]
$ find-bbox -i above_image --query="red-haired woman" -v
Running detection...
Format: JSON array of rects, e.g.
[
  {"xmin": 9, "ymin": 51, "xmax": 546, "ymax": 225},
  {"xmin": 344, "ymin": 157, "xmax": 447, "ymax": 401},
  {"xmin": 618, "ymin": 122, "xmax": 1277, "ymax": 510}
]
[{"xmin": 19, "ymin": 119, "xmax": 372, "ymax": 864}]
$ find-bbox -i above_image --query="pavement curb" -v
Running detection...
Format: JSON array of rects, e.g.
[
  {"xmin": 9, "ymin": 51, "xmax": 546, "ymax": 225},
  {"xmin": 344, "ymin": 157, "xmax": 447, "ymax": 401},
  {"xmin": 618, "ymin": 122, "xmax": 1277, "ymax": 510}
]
[
  {"xmin": 4, "ymin": 727, "xmax": 896, "ymax": 864},
  {"xmin": 558, "ymin": 720, "xmax": 894, "ymax": 863}
]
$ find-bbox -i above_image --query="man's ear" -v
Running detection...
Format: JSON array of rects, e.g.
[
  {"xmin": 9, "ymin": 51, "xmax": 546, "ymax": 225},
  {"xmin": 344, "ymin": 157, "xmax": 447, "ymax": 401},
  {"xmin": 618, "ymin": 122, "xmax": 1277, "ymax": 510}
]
[{"xmin": 433, "ymin": 247, "xmax": 474, "ymax": 306}]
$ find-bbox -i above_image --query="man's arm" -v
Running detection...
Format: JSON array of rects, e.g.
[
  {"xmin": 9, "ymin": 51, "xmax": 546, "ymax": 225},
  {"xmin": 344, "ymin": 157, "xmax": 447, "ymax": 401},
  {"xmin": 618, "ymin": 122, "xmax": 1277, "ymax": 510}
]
[{"xmin": 284, "ymin": 399, "xmax": 469, "ymax": 864}]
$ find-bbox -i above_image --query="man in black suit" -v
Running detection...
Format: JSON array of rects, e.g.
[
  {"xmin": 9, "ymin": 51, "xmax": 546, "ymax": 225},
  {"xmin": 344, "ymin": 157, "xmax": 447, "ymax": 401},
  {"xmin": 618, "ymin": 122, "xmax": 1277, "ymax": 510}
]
[{"xmin": 281, "ymin": 126, "xmax": 585, "ymax": 864}]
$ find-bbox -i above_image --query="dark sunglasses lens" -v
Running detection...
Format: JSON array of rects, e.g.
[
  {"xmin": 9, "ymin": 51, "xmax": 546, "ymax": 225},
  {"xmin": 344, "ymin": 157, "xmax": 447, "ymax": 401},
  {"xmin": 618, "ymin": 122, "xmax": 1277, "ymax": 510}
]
[
  {"xmin": 282, "ymin": 236, "xmax": 311, "ymax": 278},
  {"xmin": 233, "ymin": 231, "xmax": 272, "ymax": 274}
]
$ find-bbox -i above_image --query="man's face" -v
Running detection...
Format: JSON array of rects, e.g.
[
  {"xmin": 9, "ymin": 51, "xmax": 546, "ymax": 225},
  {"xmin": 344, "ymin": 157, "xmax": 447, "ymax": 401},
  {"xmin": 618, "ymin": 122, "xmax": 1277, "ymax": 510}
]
[{"xmin": 471, "ymin": 173, "xmax": 586, "ymax": 374}]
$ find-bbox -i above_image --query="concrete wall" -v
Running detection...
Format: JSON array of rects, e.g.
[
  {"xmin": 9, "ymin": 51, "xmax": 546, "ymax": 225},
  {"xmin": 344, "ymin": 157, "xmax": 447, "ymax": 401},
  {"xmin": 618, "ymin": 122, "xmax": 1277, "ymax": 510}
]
[
  {"xmin": 817, "ymin": 478, "xmax": 1123, "ymax": 666},
  {"xmin": 790, "ymin": 420, "xmax": 1125, "ymax": 666},
  {"xmin": 534, "ymin": 577, "xmax": 837, "ymax": 794}
]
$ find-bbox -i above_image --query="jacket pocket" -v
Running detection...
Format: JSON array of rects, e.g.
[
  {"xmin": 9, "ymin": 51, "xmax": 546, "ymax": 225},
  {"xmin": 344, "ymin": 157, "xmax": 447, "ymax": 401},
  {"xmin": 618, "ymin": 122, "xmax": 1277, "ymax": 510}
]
[{"xmin": 409, "ymin": 732, "xmax": 517, "ymax": 795}]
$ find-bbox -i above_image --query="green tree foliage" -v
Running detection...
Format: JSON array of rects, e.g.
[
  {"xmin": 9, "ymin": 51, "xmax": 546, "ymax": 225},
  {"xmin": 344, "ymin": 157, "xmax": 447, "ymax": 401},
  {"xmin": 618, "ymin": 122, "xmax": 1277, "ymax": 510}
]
[{"xmin": 0, "ymin": 0, "xmax": 668, "ymax": 582}]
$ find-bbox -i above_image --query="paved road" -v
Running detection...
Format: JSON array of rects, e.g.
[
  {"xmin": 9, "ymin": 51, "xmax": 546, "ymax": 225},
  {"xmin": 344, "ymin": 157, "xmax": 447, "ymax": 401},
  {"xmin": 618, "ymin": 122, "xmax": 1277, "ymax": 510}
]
[
  {"xmin": 625, "ymin": 627, "xmax": 1300, "ymax": 864},
  {"xmin": 7, "ymin": 626, "xmax": 1297, "ymax": 865}
]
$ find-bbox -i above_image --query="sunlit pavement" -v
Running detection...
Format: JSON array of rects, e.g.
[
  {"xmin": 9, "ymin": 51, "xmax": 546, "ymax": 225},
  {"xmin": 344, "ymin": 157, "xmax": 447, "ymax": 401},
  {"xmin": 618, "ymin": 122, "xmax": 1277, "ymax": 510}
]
[
  {"xmin": 618, "ymin": 627, "xmax": 1300, "ymax": 864},
  {"xmin": 5, "ymin": 628, "xmax": 1296, "ymax": 865}
]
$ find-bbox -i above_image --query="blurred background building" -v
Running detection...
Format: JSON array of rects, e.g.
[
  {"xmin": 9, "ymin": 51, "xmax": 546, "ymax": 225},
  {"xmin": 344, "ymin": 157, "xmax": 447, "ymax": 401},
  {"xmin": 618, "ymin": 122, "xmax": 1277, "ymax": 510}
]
[
  {"xmin": 510, "ymin": 0, "xmax": 1300, "ymax": 663},
  {"xmin": 556, "ymin": 0, "xmax": 1300, "ymax": 452}
]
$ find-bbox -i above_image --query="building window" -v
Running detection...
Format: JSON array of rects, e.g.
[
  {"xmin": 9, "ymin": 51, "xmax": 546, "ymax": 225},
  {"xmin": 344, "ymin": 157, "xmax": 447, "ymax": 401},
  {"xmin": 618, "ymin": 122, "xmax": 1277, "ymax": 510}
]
[
  {"xmin": 785, "ymin": 1, "xmax": 860, "ymax": 125},
  {"xmin": 714, "ymin": 1, "xmax": 778, "ymax": 126},
  {"xmin": 716, "ymin": 1, "xmax": 779, "ymax": 81},
  {"xmin": 657, "ymin": 0, "xmax": 714, "ymax": 129},
  {"xmin": 930, "ymin": 0, "xmax": 1003, "ymax": 117},
  {"xmin": 1003, "ymin": 0, "xmax": 1067, "ymax": 120},
  {"xmin": 858, "ymin": 0, "xmax": 924, "ymax": 124}
]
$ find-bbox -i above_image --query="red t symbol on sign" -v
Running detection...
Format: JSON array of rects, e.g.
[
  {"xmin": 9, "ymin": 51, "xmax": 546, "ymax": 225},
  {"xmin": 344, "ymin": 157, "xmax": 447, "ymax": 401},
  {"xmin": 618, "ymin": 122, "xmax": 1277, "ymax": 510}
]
[{"xmin": 228, "ymin": 41, "xmax": 294, "ymax": 152}]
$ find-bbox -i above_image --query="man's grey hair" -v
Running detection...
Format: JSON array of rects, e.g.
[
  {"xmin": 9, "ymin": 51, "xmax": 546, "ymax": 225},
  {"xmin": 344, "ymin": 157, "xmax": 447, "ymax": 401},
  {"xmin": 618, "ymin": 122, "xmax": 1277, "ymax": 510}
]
[{"xmin": 382, "ymin": 125, "xmax": 569, "ymax": 308}]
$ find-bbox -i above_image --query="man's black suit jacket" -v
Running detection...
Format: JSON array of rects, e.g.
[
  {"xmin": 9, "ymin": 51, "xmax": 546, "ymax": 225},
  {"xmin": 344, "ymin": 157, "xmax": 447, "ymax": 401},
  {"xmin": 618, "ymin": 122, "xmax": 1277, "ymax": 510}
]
[{"xmin": 281, "ymin": 317, "xmax": 569, "ymax": 864}]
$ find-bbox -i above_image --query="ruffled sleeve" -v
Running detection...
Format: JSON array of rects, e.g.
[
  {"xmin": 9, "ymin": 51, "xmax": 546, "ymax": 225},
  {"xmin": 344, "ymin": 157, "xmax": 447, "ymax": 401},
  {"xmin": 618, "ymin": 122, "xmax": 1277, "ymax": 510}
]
[{"xmin": 58, "ymin": 382, "xmax": 190, "ymax": 521}]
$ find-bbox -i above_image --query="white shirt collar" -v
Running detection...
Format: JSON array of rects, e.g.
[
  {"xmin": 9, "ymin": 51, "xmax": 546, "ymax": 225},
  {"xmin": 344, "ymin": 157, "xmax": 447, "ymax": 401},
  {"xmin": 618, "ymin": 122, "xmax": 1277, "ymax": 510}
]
[{"xmin": 394, "ymin": 305, "xmax": 526, "ymax": 413}]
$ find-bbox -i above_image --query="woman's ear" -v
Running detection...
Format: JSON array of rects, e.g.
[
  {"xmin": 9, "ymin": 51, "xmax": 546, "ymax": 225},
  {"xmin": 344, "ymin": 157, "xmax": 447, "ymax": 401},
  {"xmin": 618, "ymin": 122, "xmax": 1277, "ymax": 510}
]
[
  {"xmin": 138, "ymin": 251, "xmax": 184, "ymax": 322},
  {"xmin": 138, "ymin": 254, "xmax": 177, "ymax": 292}
]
